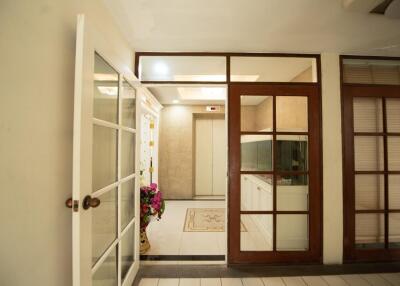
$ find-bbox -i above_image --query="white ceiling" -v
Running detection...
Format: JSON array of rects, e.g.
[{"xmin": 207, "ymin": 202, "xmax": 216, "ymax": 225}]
[
  {"xmin": 148, "ymin": 86, "xmax": 226, "ymax": 105},
  {"xmin": 102, "ymin": 0, "xmax": 400, "ymax": 56}
]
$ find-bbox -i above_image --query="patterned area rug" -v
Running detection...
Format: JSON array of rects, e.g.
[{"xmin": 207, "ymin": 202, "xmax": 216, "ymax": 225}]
[{"xmin": 183, "ymin": 208, "xmax": 246, "ymax": 232}]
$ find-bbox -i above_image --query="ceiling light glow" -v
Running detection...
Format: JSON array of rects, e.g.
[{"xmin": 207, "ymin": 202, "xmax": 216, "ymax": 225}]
[
  {"xmin": 177, "ymin": 87, "xmax": 226, "ymax": 101},
  {"xmin": 154, "ymin": 62, "xmax": 169, "ymax": 75}
]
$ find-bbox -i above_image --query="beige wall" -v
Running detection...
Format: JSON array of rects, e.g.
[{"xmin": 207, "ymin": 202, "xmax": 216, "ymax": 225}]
[
  {"xmin": 321, "ymin": 53, "xmax": 343, "ymax": 264},
  {"xmin": 159, "ymin": 105, "xmax": 225, "ymax": 199},
  {"xmin": 0, "ymin": 1, "xmax": 133, "ymax": 285},
  {"xmin": 291, "ymin": 66, "xmax": 313, "ymax": 82},
  {"xmin": 241, "ymin": 96, "xmax": 307, "ymax": 132}
]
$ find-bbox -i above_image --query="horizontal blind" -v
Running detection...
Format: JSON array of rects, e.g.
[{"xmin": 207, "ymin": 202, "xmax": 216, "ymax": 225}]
[{"xmin": 343, "ymin": 59, "xmax": 400, "ymax": 85}]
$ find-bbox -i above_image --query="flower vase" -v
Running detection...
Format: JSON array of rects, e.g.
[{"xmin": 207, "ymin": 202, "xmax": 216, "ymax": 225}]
[{"xmin": 140, "ymin": 228, "xmax": 150, "ymax": 254}]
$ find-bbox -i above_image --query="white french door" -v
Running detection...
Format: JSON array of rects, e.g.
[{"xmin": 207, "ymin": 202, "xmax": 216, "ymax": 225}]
[{"xmin": 72, "ymin": 15, "xmax": 140, "ymax": 286}]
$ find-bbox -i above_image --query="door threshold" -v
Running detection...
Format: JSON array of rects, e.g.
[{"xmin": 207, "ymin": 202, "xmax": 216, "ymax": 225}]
[{"xmin": 140, "ymin": 255, "xmax": 225, "ymax": 261}]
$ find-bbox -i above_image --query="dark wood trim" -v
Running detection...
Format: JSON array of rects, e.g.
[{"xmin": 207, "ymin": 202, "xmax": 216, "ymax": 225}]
[
  {"xmin": 354, "ymin": 132, "xmax": 400, "ymax": 136},
  {"xmin": 134, "ymin": 52, "xmax": 321, "ymax": 85},
  {"xmin": 140, "ymin": 81, "xmax": 227, "ymax": 85},
  {"xmin": 355, "ymin": 171, "xmax": 400, "ymax": 175},
  {"xmin": 341, "ymin": 55, "xmax": 400, "ymax": 263},
  {"xmin": 135, "ymin": 52, "xmax": 320, "ymax": 58},
  {"xmin": 140, "ymin": 255, "xmax": 225, "ymax": 261},
  {"xmin": 241, "ymin": 211, "xmax": 309, "ymax": 215},
  {"xmin": 341, "ymin": 55, "xmax": 400, "ymax": 61},
  {"xmin": 241, "ymin": 131, "xmax": 309, "ymax": 136}
]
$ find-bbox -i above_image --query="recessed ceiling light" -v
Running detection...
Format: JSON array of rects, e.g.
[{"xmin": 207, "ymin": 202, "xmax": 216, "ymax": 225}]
[
  {"xmin": 154, "ymin": 62, "xmax": 169, "ymax": 75},
  {"xmin": 172, "ymin": 99, "xmax": 180, "ymax": 104}
]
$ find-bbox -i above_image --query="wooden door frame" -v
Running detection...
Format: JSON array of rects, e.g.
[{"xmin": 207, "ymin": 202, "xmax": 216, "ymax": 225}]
[
  {"xmin": 341, "ymin": 84, "xmax": 400, "ymax": 262},
  {"xmin": 134, "ymin": 52, "xmax": 322, "ymax": 264},
  {"xmin": 227, "ymin": 83, "xmax": 323, "ymax": 264}
]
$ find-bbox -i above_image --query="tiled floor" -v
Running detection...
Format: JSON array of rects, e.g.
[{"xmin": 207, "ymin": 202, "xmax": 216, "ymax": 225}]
[
  {"xmin": 138, "ymin": 273, "xmax": 400, "ymax": 286},
  {"xmin": 145, "ymin": 200, "xmax": 227, "ymax": 256}
]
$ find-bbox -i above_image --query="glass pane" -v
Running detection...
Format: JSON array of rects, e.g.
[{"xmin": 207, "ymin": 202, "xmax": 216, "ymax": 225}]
[
  {"xmin": 121, "ymin": 178, "xmax": 135, "ymax": 229},
  {"xmin": 92, "ymin": 246, "xmax": 117, "ymax": 286},
  {"xmin": 355, "ymin": 213, "xmax": 384, "ymax": 249},
  {"xmin": 353, "ymin": 97, "xmax": 383, "ymax": 132},
  {"xmin": 389, "ymin": 175, "xmax": 400, "ymax": 209},
  {"xmin": 276, "ymin": 135, "xmax": 308, "ymax": 172},
  {"xmin": 388, "ymin": 136, "xmax": 400, "ymax": 171},
  {"xmin": 122, "ymin": 79, "xmax": 136, "ymax": 128},
  {"xmin": 386, "ymin": 98, "xmax": 400, "ymax": 133},
  {"xmin": 276, "ymin": 96, "xmax": 308, "ymax": 132},
  {"xmin": 93, "ymin": 125, "xmax": 117, "ymax": 191},
  {"xmin": 231, "ymin": 57, "xmax": 317, "ymax": 82},
  {"xmin": 277, "ymin": 175, "xmax": 308, "ymax": 211},
  {"xmin": 92, "ymin": 189, "xmax": 117, "ymax": 265},
  {"xmin": 240, "ymin": 214, "xmax": 273, "ymax": 251},
  {"xmin": 241, "ymin": 174, "xmax": 273, "ymax": 211},
  {"xmin": 139, "ymin": 56, "xmax": 226, "ymax": 81},
  {"xmin": 389, "ymin": 213, "xmax": 400, "ymax": 248},
  {"xmin": 121, "ymin": 223, "xmax": 135, "ymax": 281},
  {"xmin": 277, "ymin": 215, "xmax": 308, "ymax": 251},
  {"xmin": 121, "ymin": 130, "xmax": 135, "ymax": 178},
  {"xmin": 355, "ymin": 175, "xmax": 385, "ymax": 210},
  {"xmin": 354, "ymin": 136, "xmax": 384, "ymax": 171},
  {"xmin": 94, "ymin": 53, "xmax": 119, "ymax": 123},
  {"xmin": 241, "ymin": 135, "xmax": 273, "ymax": 171},
  {"xmin": 343, "ymin": 59, "xmax": 400, "ymax": 85},
  {"xmin": 240, "ymin": 95, "xmax": 272, "ymax": 132}
]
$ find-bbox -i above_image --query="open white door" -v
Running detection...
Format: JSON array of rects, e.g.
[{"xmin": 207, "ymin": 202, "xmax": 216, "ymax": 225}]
[{"xmin": 72, "ymin": 14, "xmax": 140, "ymax": 286}]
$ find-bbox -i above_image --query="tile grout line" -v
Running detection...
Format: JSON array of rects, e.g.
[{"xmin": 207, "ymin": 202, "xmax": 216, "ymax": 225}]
[
  {"xmin": 300, "ymin": 276, "xmax": 309, "ymax": 286},
  {"xmin": 378, "ymin": 273, "xmax": 396, "ymax": 286},
  {"xmin": 320, "ymin": 275, "xmax": 341, "ymax": 286},
  {"xmin": 358, "ymin": 274, "xmax": 375, "ymax": 286}
]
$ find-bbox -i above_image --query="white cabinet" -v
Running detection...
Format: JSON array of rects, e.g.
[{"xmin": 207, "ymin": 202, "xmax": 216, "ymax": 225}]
[{"xmin": 240, "ymin": 175, "xmax": 309, "ymax": 251}]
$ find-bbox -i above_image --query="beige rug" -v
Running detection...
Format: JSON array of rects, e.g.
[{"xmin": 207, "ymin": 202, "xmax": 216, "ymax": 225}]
[{"xmin": 183, "ymin": 208, "xmax": 246, "ymax": 232}]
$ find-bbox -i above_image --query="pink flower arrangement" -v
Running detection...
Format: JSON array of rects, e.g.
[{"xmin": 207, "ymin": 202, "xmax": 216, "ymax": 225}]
[{"xmin": 140, "ymin": 183, "xmax": 165, "ymax": 229}]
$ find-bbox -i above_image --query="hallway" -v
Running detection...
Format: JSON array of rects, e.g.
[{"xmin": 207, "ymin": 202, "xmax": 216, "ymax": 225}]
[{"xmin": 145, "ymin": 200, "xmax": 226, "ymax": 257}]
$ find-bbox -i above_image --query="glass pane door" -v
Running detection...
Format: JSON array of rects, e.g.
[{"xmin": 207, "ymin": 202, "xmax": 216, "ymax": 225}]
[
  {"xmin": 91, "ymin": 54, "xmax": 138, "ymax": 285},
  {"xmin": 342, "ymin": 84, "xmax": 400, "ymax": 262},
  {"xmin": 228, "ymin": 84, "xmax": 321, "ymax": 264}
]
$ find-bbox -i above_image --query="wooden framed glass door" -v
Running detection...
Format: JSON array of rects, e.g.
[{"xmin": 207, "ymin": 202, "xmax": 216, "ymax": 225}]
[
  {"xmin": 342, "ymin": 84, "xmax": 400, "ymax": 262},
  {"xmin": 228, "ymin": 84, "xmax": 322, "ymax": 264}
]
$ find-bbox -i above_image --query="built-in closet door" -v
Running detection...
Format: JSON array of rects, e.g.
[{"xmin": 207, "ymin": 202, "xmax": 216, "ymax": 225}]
[
  {"xmin": 195, "ymin": 117, "xmax": 226, "ymax": 196},
  {"xmin": 195, "ymin": 118, "xmax": 213, "ymax": 196}
]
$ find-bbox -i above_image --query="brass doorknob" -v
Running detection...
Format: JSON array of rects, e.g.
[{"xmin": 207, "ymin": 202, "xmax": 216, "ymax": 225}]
[
  {"xmin": 65, "ymin": 198, "xmax": 73, "ymax": 208},
  {"xmin": 83, "ymin": 195, "xmax": 101, "ymax": 210}
]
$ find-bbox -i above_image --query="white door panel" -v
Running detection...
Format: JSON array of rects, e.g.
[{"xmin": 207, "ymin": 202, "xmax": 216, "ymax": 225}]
[{"xmin": 72, "ymin": 14, "xmax": 140, "ymax": 286}]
